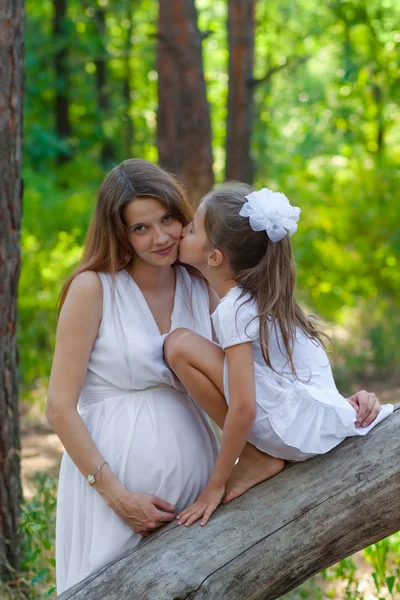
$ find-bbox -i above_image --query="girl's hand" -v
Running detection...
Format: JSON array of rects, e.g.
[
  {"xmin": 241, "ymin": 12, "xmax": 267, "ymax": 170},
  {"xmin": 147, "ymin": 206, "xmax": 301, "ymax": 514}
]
[
  {"xmin": 177, "ymin": 483, "xmax": 225, "ymax": 527},
  {"xmin": 348, "ymin": 390, "xmax": 381, "ymax": 428},
  {"xmin": 112, "ymin": 489, "xmax": 176, "ymax": 536}
]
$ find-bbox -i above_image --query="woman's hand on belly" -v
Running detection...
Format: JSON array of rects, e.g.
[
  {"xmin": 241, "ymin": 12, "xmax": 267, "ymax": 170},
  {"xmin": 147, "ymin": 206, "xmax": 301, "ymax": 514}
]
[{"xmin": 111, "ymin": 489, "xmax": 177, "ymax": 536}]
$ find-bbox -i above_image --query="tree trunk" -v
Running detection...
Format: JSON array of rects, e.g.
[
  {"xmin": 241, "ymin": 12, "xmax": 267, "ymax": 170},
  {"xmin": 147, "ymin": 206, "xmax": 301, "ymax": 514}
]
[
  {"xmin": 0, "ymin": 0, "xmax": 24, "ymax": 580},
  {"xmin": 225, "ymin": 0, "xmax": 257, "ymax": 183},
  {"xmin": 53, "ymin": 0, "xmax": 71, "ymax": 164},
  {"xmin": 57, "ymin": 404, "xmax": 400, "ymax": 600},
  {"xmin": 122, "ymin": 2, "xmax": 134, "ymax": 158},
  {"xmin": 94, "ymin": 5, "xmax": 115, "ymax": 165},
  {"xmin": 157, "ymin": 0, "xmax": 214, "ymax": 205}
]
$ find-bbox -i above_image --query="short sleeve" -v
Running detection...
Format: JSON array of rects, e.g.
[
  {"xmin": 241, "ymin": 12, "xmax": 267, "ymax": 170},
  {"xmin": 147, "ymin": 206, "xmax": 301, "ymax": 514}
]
[{"xmin": 211, "ymin": 288, "xmax": 259, "ymax": 349}]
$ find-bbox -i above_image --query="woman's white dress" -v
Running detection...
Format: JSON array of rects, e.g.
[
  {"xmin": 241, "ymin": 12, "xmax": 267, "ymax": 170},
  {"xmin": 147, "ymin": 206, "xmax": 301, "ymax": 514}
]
[
  {"xmin": 212, "ymin": 286, "xmax": 393, "ymax": 462},
  {"xmin": 56, "ymin": 267, "xmax": 219, "ymax": 593}
]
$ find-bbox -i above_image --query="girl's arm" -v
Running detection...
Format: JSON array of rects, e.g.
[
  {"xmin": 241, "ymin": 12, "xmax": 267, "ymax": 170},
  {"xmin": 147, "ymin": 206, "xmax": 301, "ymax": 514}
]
[
  {"xmin": 208, "ymin": 342, "xmax": 256, "ymax": 486},
  {"xmin": 347, "ymin": 390, "xmax": 382, "ymax": 427},
  {"xmin": 47, "ymin": 272, "xmax": 175, "ymax": 534},
  {"xmin": 178, "ymin": 342, "xmax": 256, "ymax": 526}
]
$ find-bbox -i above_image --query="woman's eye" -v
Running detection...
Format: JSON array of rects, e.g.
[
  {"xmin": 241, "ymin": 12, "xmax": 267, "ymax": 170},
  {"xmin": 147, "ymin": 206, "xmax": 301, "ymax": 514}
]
[
  {"xmin": 133, "ymin": 225, "xmax": 146, "ymax": 233},
  {"xmin": 163, "ymin": 214, "xmax": 174, "ymax": 222}
]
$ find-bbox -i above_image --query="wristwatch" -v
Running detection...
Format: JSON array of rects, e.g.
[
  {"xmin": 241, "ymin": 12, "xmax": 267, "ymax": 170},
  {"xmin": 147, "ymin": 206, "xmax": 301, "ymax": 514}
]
[{"xmin": 87, "ymin": 461, "xmax": 109, "ymax": 486}]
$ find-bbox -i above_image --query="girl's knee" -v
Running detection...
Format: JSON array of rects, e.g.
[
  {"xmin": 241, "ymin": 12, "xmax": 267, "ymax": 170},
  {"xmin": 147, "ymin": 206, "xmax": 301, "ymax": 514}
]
[{"xmin": 164, "ymin": 328, "xmax": 194, "ymax": 367}]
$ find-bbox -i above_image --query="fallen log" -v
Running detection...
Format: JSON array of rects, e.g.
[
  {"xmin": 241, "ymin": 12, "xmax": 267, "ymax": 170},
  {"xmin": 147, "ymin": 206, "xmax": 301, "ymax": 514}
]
[{"xmin": 58, "ymin": 403, "xmax": 400, "ymax": 600}]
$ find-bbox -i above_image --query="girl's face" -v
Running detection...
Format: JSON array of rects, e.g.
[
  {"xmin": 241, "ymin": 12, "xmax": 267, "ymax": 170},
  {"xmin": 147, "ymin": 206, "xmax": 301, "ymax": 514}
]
[
  {"xmin": 124, "ymin": 197, "xmax": 183, "ymax": 267},
  {"xmin": 179, "ymin": 202, "xmax": 210, "ymax": 269}
]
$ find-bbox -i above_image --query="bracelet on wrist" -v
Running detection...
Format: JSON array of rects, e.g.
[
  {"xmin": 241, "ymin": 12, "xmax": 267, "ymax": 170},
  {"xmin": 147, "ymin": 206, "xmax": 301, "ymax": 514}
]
[{"xmin": 87, "ymin": 461, "xmax": 109, "ymax": 486}]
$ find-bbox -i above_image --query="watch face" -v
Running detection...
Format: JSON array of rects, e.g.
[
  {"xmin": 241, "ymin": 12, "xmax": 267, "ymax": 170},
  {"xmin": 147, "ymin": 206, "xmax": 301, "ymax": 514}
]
[{"xmin": 88, "ymin": 474, "xmax": 95, "ymax": 485}]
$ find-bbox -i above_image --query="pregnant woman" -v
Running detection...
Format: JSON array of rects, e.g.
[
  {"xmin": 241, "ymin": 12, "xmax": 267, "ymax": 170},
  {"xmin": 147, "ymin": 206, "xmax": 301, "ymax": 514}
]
[
  {"xmin": 48, "ymin": 158, "xmax": 381, "ymax": 592},
  {"xmin": 46, "ymin": 159, "xmax": 219, "ymax": 593}
]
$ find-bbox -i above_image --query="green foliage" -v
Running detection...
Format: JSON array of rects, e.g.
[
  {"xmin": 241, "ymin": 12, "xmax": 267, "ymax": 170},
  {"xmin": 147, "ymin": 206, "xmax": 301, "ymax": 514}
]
[
  {"xmin": 0, "ymin": 473, "xmax": 58, "ymax": 600},
  {"xmin": 21, "ymin": 0, "xmax": 400, "ymax": 401},
  {"xmin": 18, "ymin": 162, "xmax": 99, "ymax": 396},
  {"xmin": 364, "ymin": 535, "xmax": 400, "ymax": 599},
  {"xmin": 18, "ymin": 473, "xmax": 58, "ymax": 599}
]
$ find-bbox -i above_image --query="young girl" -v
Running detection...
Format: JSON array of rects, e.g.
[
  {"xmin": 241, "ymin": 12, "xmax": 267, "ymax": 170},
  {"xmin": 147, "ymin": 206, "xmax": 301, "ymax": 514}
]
[{"xmin": 164, "ymin": 182, "xmax": 393, "ymax": 527}]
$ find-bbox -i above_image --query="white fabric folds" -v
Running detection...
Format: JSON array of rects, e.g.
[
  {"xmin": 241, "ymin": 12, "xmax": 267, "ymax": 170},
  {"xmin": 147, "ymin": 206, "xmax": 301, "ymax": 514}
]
[
  {"xmin": 212, "ymin": 285, "xmax": 393, "ymax": 461},
  {"xmin": 56, "ymin": 268, "xmax": 219, "ymax": 593}
]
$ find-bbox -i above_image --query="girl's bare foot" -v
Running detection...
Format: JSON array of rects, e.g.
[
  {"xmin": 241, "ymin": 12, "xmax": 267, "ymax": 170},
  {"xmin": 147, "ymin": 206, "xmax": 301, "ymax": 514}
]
[{"xmin": 223, "ymin": 446, "xmax": 284, "ymax": 504}]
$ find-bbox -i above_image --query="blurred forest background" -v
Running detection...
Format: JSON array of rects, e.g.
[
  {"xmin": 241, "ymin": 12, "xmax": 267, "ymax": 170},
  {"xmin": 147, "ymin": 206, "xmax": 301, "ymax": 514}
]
[
  {"xmin": 21, "ymin": 0, "xmax": 400, "ymax": 404},
  {"xmin": 12, "ymin": 0, "xmax": 400, "ymax": 598}
]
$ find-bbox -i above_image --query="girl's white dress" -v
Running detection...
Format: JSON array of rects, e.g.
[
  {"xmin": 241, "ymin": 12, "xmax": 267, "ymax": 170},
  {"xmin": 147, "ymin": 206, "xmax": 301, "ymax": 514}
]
[
  {"xmin": 212, "ymin": 286, "xmax": 393, "ymax": 462},
  {"xmin": 56, "ymin": 267, "xmax": 219, "ymax": 593}
]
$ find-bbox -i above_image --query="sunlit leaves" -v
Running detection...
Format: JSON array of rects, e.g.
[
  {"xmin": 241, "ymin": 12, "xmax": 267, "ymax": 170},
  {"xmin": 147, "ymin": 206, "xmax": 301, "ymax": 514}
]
[{"xmin": 21, "ymin": 0, "xmax": 400, "ymax": 392}]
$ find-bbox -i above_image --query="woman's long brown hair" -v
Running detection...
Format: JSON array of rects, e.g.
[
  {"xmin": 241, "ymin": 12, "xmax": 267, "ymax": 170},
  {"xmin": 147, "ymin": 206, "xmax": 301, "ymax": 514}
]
[
  {"xmin": 203, "ymin": 182, "xmax": 329, "ymax": 377},
  {"xmin": 58, "ymin": 158, "xmax": 193, "ymax": 311}
]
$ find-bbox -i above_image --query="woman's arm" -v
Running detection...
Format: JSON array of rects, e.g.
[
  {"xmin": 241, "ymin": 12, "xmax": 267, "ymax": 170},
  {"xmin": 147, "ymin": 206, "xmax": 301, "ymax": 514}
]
[
  {"xmin": 47, "ymin": 271, "xmax": 110, "ymax": 483},
  {"xmin": 47, "ymin": 272, "xmax": 175, "ymax": 534}
]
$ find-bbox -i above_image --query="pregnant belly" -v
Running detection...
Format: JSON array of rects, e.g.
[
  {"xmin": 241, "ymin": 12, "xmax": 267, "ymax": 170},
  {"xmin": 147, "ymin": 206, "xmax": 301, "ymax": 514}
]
[{"xmin": 80, "ymin": 388, "xmax": 218, "ymax": 511}]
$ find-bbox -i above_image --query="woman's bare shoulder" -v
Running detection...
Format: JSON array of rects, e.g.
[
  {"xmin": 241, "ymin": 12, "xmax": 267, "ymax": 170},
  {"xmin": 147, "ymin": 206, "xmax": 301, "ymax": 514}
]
[
  {"xmin": 62, "ymin": 271, "xmax": 103, "ymax": 318},
  {"xmin": 68, "ymin": 271, "xmax": 103, "ymax": 296}
]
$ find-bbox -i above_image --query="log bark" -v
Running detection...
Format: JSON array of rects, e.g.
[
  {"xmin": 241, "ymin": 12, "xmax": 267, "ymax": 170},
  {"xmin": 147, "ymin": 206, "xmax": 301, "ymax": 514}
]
[
  {"xmin": 58, "ymin": 404, "xmax": 400, "ymax": 600},
  {"xmin": 0, "ymin": 0, "xmax": 24, "ymax": 578},
  {"xmin": 157, "ymin": 0, "xmax": 214, "ymax": 205},
  {"xmin": 225, "ymin": 0, "xmax": 257, "ymax": 183}
]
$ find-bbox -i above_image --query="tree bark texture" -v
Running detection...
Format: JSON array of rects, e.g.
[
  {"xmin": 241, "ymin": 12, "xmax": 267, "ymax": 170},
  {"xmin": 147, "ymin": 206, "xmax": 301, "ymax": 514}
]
[
  {"xmin": 0, "ymin": 0, "xmax": 24, "ymax": 579},
  {"xmin": 53, "ymin": 0, "xmax": 71, "ymax": 163},
  {"xmin": 58, "ymin": 404, "xmax": 400, "ymax": 600},
  {"xmin": 225, "ymin": 0, "xmax": 256, "ymax": 183},
  {"xmin": 157, "ymin": 0, "xmax": 214, "ymax": 205}
]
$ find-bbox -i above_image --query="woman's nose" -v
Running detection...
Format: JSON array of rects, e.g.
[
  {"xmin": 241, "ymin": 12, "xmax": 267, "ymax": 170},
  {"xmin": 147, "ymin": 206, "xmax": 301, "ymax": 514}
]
[{"xmin": 153, "ymin": 226, "xmax": 169, "ymax": 245}]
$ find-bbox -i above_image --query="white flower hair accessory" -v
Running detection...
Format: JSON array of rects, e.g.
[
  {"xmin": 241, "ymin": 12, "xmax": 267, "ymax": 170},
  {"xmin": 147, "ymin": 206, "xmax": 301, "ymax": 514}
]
[{"xmin": 239, "ymin": 187, "xmax": 301, "ymax": 242}]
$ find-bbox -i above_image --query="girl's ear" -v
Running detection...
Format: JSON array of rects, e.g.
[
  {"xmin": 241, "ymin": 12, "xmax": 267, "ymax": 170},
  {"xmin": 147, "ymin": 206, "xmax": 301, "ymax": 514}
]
[{"xmin": 207, "ymin": 248, "xmax": 224, "ymax": 268}]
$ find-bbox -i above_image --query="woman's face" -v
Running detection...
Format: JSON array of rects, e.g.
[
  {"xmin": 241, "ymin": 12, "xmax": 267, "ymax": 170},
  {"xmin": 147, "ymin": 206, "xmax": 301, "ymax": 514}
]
[
  {"xmin": 124, "ymin": 197, "xmax": 183, "ymax": 267},
  {"xmin": 179, "ymin": 202, "xmax": 210, "ymax": 269}
]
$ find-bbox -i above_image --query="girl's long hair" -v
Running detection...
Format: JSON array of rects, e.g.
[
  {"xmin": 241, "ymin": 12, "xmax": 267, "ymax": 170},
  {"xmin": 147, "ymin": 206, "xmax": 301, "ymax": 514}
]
[
  {"xmin": 203, "ymin": 182, "xmax": 329, "ymax": 377},
  {"xmin": 58, "ymin": 158, "xmax": 193, "ymax": 311}
]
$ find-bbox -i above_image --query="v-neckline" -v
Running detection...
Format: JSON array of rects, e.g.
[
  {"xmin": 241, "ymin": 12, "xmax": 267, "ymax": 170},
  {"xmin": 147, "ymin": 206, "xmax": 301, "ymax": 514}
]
[{"xmin": 121, "ymin": 267, "xmax": 180, "ymax": 337}]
